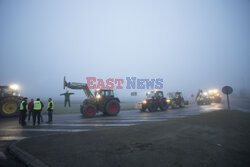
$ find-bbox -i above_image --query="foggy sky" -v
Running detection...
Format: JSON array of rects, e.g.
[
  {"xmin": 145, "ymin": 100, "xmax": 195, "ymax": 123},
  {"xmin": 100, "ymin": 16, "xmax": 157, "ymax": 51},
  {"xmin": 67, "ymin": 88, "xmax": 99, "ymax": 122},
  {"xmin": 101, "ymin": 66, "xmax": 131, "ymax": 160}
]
[{"xmin": 0, "ymin": 0, "xmax": 249, "ymax": 101}]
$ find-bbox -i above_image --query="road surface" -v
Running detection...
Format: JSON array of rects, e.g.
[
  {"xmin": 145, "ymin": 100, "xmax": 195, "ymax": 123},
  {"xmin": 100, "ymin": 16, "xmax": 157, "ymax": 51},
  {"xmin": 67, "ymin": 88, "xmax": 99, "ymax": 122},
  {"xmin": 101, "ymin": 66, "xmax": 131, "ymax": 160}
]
[{"xmin": 0, "ymin": 99, "xmax": 249, "ymax": 166}]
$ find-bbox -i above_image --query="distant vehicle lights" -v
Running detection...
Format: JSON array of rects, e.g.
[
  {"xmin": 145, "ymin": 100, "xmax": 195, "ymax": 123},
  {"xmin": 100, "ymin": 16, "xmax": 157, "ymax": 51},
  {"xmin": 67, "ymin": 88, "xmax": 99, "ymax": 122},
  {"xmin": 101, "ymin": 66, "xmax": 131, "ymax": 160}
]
[
  {"xmin": 208, "ymin": 89, "xmax": 219, "ymax": 94},
  {"xmin": 203, "ymin": 92, "xmax": 208, "ymax": 96}
]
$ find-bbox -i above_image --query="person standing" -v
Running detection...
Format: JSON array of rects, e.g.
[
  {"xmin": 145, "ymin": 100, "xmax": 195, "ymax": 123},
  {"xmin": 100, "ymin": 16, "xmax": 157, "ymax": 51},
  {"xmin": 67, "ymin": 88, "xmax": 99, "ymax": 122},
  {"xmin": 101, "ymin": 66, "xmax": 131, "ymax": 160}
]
[
  {"xmin": 60, "ymin": 91, "xmax": 74, "ymax": 107},
  {"xmin": 33, "ymin": 98, "xmax": 42, "ymax": 126},
  {"xmin": 28, "ymin": 99, "xmax": 34, "ymax": 121},
  {"xmin": 47, "ymin": 98, "xmax": 54, "ymax": 123},
  {"xmin": 19, "ymin": 97, "xmax": 28, "ymax": 126},
  {"xmin": 40, "ymin": 100, "xmax": 44, "ymax": 122}
]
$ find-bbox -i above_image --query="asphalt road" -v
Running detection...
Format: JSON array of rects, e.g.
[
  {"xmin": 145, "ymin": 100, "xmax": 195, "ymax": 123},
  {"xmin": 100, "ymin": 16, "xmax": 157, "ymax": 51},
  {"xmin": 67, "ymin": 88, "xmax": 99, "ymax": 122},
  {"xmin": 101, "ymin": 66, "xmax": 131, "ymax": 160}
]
[{"xmin": 0, "ymin": 99, "xmax": 249, "ymax": 166}]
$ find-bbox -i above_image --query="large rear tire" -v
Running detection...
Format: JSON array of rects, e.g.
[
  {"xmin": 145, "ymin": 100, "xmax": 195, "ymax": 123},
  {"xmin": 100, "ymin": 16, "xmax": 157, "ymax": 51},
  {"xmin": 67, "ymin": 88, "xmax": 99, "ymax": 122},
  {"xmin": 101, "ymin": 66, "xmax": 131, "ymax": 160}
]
[
  {"xmin": 105, "ymin": 100, "xmax": 120, "ymax": 116},
  {"xmin": 81, "ymin": 104, "xmax": 96, "ymax": 118},
  {"xmin": 159, "ymin": 100, "xmax": 168, "ymax": 111},
  {"xmin": 148, "ymin": 103, "xmax": 157, "ymax": 112},
  {"xmin": 140, "ymin": 105, "xmax": 146, "ymax": 112},
  {"xmin": 0, "ymin": 97, "xmax": 20, "ymax": 117}
]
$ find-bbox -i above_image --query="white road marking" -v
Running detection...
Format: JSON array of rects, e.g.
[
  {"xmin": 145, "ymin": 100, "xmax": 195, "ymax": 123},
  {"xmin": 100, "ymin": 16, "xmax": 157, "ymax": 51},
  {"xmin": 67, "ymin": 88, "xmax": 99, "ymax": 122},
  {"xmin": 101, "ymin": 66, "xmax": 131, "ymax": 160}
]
[
  {"xmin": 65, "ymin": 118, "xmax": 170, "ymax": 123},
  {"xmin": 0, "ymin": 129, "xmax": 90, "ymax": 132},
  {"xmin": 0, "ymin": 136, "xmax": 26, "ymax": 141},
  {"xmin": 0, "ymin": 123, "xmax": 136, "ymax": 129},
  {"xmin": 40, "ymin": 123, "xmax": 136, "ymax": 127}
]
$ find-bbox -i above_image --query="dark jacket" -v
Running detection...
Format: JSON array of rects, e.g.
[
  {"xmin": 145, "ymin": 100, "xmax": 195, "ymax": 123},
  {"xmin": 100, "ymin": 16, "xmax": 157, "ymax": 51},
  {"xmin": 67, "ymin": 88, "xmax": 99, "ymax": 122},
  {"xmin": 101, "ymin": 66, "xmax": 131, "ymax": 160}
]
[
  {"xmin": 41, "ymin": 101, "xmax": 44, "ymax": 109},
  {"xmin": 28, "ymin": 101, "xmax": 34, "ymax": 111}
]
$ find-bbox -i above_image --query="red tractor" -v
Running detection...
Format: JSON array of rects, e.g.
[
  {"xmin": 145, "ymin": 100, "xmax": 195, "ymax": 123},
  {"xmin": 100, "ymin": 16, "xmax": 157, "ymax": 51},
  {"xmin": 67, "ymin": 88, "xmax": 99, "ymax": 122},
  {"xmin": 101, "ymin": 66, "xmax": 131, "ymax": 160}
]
[{"xmin": 136, "ymin": 90, "xmax": 168, "ymax": 112}]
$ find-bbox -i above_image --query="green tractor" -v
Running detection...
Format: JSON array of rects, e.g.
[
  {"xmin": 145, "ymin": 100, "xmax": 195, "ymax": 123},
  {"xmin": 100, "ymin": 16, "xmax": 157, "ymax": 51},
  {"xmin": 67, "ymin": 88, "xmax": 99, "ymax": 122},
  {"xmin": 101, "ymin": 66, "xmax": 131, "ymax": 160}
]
[
  {"xmin": 0, "ymin": 85, "xmax": 22, "ymax": 117},
  {"xmin": 64, "ymin": 77, "xmax": 120, "ymax": 118},
  {"xmin": 167, "ymin": 92, "xmax": 185, "ymax": 109},
  {"xmin": 136, "ymin": 90, "xmax": 168, "ymax": 112}
]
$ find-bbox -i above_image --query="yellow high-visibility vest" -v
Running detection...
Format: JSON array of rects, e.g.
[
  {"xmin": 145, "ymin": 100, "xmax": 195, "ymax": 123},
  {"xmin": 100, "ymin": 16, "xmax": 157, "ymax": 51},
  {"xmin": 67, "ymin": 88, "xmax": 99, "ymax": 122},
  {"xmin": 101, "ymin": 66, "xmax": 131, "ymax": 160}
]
[
  {"xmin": 20, "ymin": 101, "xmax": 24, "ymax": 110},
  {"xmin": 47, "ymin": 101, "xmax": 54, "ymax": 110},
  {"xmin": 33, "ymin": 101, "xmax": 42, "ymax": 110}
]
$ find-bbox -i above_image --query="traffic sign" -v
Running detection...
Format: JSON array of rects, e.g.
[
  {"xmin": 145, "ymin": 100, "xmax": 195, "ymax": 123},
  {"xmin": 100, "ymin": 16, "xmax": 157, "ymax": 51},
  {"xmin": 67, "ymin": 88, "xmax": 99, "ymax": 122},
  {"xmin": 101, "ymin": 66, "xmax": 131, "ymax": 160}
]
[
  {"xmin": 222, "ymin": 86, "xmax": 233, "ymax": 110},
  {"xmin": 222, "ymin": 86, "xmax": 233, "ymax": 95}
]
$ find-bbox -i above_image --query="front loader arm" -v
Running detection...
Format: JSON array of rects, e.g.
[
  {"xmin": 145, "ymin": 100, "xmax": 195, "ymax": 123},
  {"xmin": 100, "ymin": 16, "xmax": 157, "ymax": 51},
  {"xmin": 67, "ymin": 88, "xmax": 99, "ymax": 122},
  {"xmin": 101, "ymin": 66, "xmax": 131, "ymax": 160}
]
[{"xmin": 63, "ymin": 76, "xmax": 93, "ymax": 98}]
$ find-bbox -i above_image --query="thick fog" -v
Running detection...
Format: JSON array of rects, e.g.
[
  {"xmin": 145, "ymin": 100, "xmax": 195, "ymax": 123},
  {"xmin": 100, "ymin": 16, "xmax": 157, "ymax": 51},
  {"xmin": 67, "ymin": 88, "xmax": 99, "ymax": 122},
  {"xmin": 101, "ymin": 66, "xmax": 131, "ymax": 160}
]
[{"xmin": 0, "ymin": 0, "xmax": 249, "ymax": 101}]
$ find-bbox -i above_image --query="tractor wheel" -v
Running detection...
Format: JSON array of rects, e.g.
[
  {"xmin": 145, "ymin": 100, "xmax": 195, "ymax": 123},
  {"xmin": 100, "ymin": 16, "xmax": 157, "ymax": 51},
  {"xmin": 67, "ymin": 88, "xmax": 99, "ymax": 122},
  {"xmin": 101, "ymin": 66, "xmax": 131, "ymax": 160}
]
[
  {"xmin": 0, "ymin": 97, "xmax": 20, "ymax": 117},
  {"xmin": 81, "ymin": 104, "xmax": 96, "ymax": 118},
  {"xmin": 159, "ymin": 100, "xmax": 168, "ymax": 111},
  {"xmin": 171, "ymin": 102, "xmax": 177, "ymax": 109},
  {"xmin": 148, "ymin": 103, "xmax": 157, "ymax": 112},
  {"xmin": 105, "ymin": 100, "xmax": 120, "ymax": 116},
  {"xmin": 180, "ymin": 101, "xmax": 185, "ymax": 108},
  {"xmin": 140, "ymin": 105, "xmax": 146, "ymax": 112}
]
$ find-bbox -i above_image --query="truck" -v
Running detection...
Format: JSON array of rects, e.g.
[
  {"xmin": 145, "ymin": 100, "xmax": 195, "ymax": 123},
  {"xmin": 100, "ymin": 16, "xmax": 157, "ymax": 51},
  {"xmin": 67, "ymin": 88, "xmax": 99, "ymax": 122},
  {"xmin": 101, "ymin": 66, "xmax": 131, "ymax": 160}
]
[
  {"xmin": 195, "ymin": 89, "xmax": 211, "ymax": 105},
  {"xmin": 64, "ymin": 77, "xmax": 120, "ymax": 118},
  {"xmin": 136, "ymin": 90, "xmax": 168, "ymax": 112},
  {"xmin": 207, "ymin": 89, "xmax": 222, "ymax": 103},
  {"xmin": 0, "ymin": 85, "xmax": 22, "ymax": 117}
]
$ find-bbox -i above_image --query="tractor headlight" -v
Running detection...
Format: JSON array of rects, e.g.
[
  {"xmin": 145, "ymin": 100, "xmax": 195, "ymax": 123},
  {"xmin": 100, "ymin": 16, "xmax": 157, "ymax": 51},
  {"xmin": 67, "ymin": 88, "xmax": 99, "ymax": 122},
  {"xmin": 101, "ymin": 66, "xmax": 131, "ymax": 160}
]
[
  {"xmin": 96, "ymin": 94, "xmax": 101, "ymax": 99},
  {"xmin": 142, "ymin": 100, "xmax": 147, "ymax": 104},
  {"xmin": 9, "ymin": 84, "xmax": 20, "ymax": 90},
  {"xmin": 166, "ymin": 99, "xmax": 171, "ymax": 103},
  {"xmin": 213, "ymin": 89, "xmax": 218, "ymax": 94}
]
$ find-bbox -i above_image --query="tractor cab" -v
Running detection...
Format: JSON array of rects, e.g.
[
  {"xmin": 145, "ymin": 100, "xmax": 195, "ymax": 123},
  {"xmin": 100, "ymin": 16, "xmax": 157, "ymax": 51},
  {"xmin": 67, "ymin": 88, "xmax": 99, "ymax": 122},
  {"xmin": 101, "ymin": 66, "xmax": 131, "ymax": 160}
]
[
  {"xmin": 94, "ymin": 89, "xmax": 114, "ymax": 99},
  {"xmin": 0, "ymin": 85, "xmax": 20, "ymax": 97},
  {"xmin": 167, "ymin": 92, "xmax": 175, "ymax": 99},
  {"xmin": 167, "ymin": 92, "xmax": 185, "ymax": 108},
  {"xmin": 175, "ymin": 92, "xmax": 183, "ymax": 99},
  {"xmin": 146, "ymin": 90, "xmax": 164, "ymax": 99},
  {"xmin": 167, "ymin": 92, "xmax": 183, "ymax": 99}
]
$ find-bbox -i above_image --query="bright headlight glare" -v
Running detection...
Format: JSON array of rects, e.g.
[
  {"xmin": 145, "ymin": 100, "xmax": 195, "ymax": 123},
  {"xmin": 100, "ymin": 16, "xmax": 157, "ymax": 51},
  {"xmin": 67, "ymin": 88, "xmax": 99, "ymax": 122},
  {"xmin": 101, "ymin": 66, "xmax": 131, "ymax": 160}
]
[
  {"xmin": 9, "ymin": 84, "xmax": 20, "ymax": 90},
  {"xmin": 213, "ymin": 89, "xmax": 218, "ymax": 93},
  {"xmin": 96, "ymin": 94, "xmax": 101, "ymax": 99},
  {"xmin": 166, "ymin": 99, "xmax": 171, "ymax": 103},
  {"xmin": 142, "ymin": 100, "xmax": 147, "ymax": 104}
]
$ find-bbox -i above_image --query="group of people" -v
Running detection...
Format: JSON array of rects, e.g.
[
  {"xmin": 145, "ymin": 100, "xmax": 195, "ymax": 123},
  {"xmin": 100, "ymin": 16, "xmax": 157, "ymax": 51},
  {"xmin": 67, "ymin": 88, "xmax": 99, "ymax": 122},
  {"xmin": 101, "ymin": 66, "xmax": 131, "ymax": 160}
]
[{"xmin": 19, "ymin": 97, "xmax": 54, "ymax": 126}]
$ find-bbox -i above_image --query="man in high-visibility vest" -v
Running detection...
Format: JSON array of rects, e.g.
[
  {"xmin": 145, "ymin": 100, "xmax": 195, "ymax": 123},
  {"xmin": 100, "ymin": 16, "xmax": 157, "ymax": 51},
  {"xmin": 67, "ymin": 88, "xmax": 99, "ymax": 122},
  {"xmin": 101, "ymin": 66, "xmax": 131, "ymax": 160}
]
[
  {"xmin": 33, "ymin": 98, "xmax": 42, "ymax": 126},
  {"xmin": 47, "ymin": 98, "xmax": 54, "ymax": 123},
  {"xmin": 19, "ymin": 97, "xmax": 28, "ymax": 126}
]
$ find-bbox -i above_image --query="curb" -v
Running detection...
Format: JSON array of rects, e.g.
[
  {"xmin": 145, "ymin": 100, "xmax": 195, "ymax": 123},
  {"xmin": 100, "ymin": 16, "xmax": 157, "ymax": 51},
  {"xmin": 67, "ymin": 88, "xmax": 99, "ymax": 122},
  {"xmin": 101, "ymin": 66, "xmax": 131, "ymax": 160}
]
[{"xmin": 8, "ymin": 140, "xmax": 48, "ymax": 167}]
